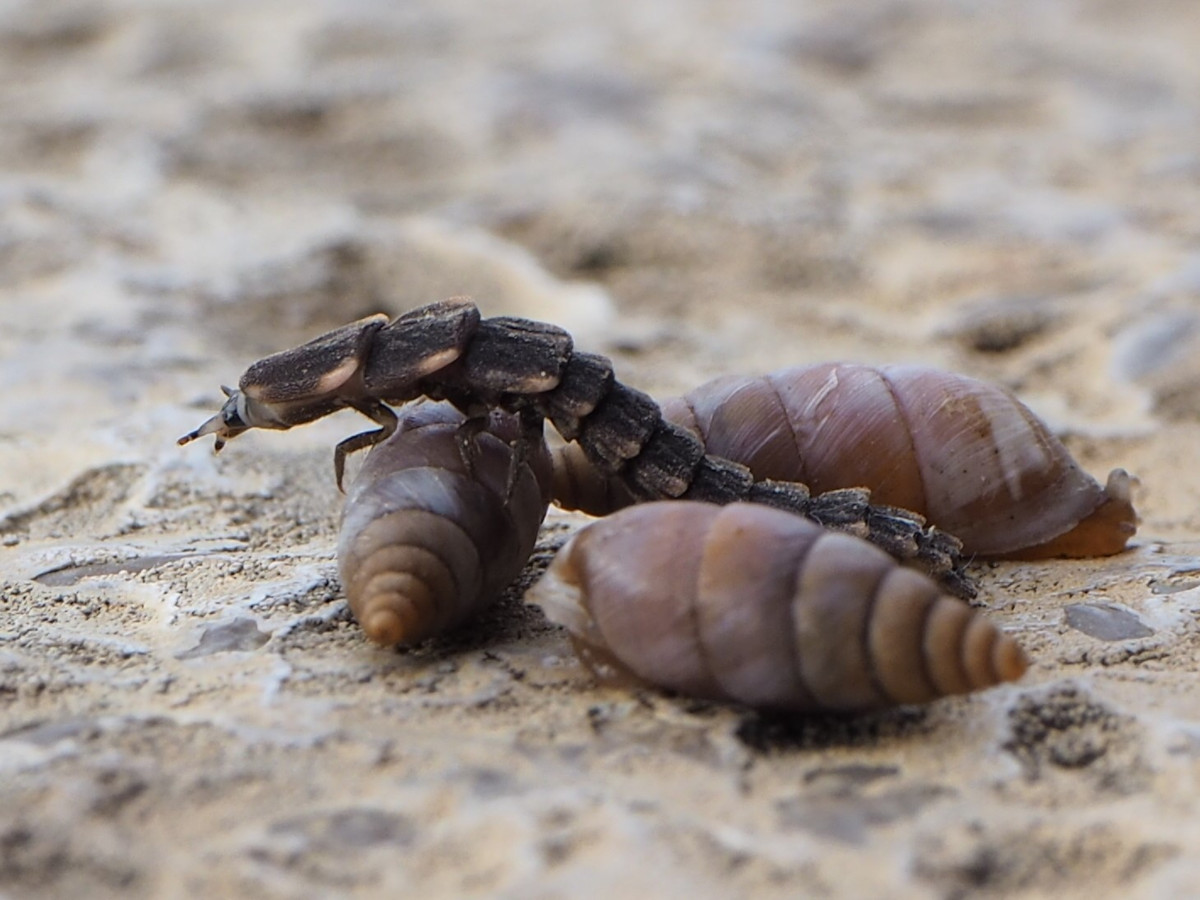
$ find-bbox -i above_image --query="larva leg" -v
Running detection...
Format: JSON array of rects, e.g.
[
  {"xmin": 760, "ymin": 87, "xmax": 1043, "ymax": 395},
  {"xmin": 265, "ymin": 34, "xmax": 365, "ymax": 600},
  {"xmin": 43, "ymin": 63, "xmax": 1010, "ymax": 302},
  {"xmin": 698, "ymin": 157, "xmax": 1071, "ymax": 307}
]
[
  {"xmin": 454, "ymin": 408, "xmax": 550, "ymax": 502},
  {"xmin": 507, "ymin": 408, "xmax": 547, "ymax": 500},
  {"xmin": 452, "ymin": 414, "xmax": 491, "ymax": 475},
  {"xmin": 334, "ymin": 399, "xmax": 399, "ymax": 491}
]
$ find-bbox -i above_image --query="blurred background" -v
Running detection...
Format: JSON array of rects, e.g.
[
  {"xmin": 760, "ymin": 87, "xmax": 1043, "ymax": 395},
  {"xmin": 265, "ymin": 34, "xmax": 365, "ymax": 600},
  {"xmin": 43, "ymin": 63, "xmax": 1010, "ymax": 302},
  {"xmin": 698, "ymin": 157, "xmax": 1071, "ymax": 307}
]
[
  {"xmin": 2, "ymin": 1, "xmax": 1200, "ymax": 896},
  {"xmin": 4, "ymin": 0, "xmax": 1199, "ymax": 496}
]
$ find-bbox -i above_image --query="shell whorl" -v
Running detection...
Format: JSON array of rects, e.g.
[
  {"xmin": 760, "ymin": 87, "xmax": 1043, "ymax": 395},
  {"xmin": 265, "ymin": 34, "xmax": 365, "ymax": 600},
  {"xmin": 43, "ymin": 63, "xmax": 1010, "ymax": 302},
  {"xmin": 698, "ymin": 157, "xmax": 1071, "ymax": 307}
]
[
  {"xmin": 552, "ymin": 363, "xmax": 1136, "ymax": 559},
  {"xmin": 527, "ymin": 501, "xmax": 1027, "ymax": 712},
  {"xmin": 338, "ymin": 402, "xmax": 552, "ymax": 645}
]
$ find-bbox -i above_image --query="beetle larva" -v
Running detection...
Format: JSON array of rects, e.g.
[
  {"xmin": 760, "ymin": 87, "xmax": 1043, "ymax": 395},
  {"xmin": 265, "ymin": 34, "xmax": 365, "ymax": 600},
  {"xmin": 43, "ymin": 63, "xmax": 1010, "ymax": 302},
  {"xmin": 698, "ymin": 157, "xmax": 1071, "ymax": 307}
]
[
  {"xmin": 180, "ymin": 299, "xmax": 975, "ymax": 598},
  {"xmin": 526, "ymin": 501, "xmax": 1028, "ymax": 712},
  {"xmin": 338, "ymin": 401, "xmax": 552, "ymax": 645},
  {"xmin": 551, "ymin": 363, "xmax": 1137, "ymax": 559}
]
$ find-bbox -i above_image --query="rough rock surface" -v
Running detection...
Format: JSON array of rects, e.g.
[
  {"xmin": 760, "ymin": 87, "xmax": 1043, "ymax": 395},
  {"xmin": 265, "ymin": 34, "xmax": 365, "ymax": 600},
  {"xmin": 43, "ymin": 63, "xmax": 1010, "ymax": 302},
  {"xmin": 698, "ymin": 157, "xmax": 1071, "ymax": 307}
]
[{"xmin": 2, "ymin": 1, "xmax": 1200, "ymax": 897}]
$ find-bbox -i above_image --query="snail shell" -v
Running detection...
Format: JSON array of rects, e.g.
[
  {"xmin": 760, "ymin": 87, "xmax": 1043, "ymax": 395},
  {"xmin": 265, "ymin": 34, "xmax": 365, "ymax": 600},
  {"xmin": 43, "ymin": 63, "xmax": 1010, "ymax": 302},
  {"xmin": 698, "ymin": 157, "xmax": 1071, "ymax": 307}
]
[
  {"xmin": 338, "ymin": 402, "xmax": 552, "ymax": 645},
  {"xmin": 527, "ymin": 501, "xmax": 1028, "ymax": 712},
  {"xmin": 552, "ymin": 364, "xmax": 1136, "ymax": 558}
]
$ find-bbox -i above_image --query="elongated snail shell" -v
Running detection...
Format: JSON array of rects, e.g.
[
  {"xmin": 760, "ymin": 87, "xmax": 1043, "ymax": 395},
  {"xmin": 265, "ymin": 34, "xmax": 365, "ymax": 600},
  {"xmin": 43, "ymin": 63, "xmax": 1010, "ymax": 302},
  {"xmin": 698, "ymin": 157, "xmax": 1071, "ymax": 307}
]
[
  {"xmin": 552, "ymin": 364, "xmax": 1136, "ymax": 558},
  {"xmin": 527, "ymin": 501, "xmax": 1028, "ymax": 712},
  {"xmin": 338, "ymin": 402, "xmax": 552, "ymax": 645}
]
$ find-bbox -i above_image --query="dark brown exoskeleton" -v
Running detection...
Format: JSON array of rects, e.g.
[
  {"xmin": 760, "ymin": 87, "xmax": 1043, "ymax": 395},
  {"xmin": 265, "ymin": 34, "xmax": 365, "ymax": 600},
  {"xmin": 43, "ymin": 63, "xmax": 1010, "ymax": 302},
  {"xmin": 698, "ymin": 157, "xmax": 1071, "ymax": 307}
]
[{"xmin": 179, "ymin": 299, "xmax": 974, "ymax": 597}]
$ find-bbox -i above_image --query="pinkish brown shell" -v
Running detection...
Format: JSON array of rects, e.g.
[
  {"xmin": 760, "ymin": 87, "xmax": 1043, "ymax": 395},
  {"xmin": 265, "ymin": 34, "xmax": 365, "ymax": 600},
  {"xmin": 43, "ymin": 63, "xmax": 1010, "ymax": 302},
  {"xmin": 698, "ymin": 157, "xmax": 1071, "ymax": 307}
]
[
  {"xmin": 338, "ymin": 402, "xmax": 552, "ymax": 645},
  {"xmin": 527, "ymin": 501, "xmax": 1027, "ymax": 712},
  {"xmin": 552, "ymin": 364, "xmax": 1136, "ymax": 559}
]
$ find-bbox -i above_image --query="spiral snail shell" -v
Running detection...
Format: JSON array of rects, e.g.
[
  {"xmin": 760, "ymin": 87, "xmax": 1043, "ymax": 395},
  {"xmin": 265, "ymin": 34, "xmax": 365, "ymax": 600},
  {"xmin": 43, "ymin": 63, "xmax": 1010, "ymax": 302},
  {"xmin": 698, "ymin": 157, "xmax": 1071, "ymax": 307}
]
[
  {"xmin": 338, "ymin": 402, "xmax": 553, "ymax": 645},
  {"xmin": 530, "ymin": 504, "xmax": 1027, "ymax": 715},
  {"xmin": 552, "ymin": 364, "xmax": 1136, "ymax": 559},
  {"xmin": 527, "ymin": 501, "xmax": 1028, "ymax": 712}
]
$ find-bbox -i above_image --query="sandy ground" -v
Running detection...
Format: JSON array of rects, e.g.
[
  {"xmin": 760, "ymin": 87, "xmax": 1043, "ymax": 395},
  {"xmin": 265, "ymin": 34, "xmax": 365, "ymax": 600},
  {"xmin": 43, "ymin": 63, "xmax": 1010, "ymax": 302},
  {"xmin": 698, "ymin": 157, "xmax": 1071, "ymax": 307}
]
[{"xmin": 2, "ymin": 0, "xmax": 1200, "ymax": 897}]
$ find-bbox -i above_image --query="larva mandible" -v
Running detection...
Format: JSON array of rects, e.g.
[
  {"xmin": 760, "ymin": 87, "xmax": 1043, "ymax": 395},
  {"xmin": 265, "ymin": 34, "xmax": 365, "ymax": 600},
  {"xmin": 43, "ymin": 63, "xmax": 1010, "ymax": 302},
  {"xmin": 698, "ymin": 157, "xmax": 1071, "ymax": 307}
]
[
  {"xmin": 180, "ymin": 300, "xmax": 975, "ymax": 598},
  {"xmin": 552, "ymin": 363, "xmax": 1136, "ymax": 559},
  {"xmin": 338, "ymin": 401, "xmax": 552, "ymax": 645},
  {"xmin": 526, "ymin": 501, "xmax": 1029, "ymax": 713}
]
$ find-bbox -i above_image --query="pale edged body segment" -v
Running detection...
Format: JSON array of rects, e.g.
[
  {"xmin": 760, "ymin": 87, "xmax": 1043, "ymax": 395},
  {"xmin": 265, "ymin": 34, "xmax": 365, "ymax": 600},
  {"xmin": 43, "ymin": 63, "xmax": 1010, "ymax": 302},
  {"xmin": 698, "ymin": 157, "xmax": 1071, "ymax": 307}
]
[{"xmin": 181, "ymin": 300, "xmax": 980, "ymax": 597}]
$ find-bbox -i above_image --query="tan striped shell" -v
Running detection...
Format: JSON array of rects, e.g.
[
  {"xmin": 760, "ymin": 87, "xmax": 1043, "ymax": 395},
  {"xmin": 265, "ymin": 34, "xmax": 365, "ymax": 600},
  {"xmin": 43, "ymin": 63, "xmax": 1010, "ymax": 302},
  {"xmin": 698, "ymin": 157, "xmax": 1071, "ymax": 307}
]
[
  {"xmin": 527, "ymin": 501, "xmax": 1028, "ymax": 712},
  {"xmin": 338, "ymin": 402, "xmax": 552, "ymax": 645},
  {"xmin": 552, "ymin": 363, "xmax": 1136, "ymax": 559}
]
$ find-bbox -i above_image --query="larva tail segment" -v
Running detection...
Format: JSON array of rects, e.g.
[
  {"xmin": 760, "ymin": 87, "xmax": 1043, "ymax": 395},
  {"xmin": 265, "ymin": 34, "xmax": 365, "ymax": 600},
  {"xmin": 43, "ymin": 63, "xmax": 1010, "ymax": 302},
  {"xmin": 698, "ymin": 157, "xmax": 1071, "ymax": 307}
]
[
  {"xmin": 745, "ymin": 481, "xmax": 977, "ymax": 600},
  {"xmin": 678, "ymin": 451, "xmax": 756, "ymax": 504}
]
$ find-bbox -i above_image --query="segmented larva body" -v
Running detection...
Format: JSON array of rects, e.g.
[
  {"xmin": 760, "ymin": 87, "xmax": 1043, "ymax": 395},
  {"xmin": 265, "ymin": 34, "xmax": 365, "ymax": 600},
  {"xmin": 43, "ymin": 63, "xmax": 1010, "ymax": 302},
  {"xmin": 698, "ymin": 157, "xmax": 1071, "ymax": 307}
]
[
  {"xmin": 338, "ymin": 402, "xmax": 552, "ymax": 645},
  {"xmin": 552, "ymin": 363, "xmax": 1136, "ymax": 559},
  {"xmin": 181, "ymin": 301, "xmax": 976, "ymax": 598},
  {"xmin": 527, "ymin": 502, "xmax": 1028, "ymax": 712}
]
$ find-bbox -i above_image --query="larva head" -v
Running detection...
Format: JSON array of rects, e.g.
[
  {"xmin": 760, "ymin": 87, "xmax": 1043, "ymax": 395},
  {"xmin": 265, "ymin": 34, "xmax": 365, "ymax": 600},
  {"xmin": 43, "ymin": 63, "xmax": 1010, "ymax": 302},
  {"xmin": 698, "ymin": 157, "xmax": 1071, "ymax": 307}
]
[
  {"xmin": 178, "ymin": 314, "xmax": 389, "ymax": 451},
  {"xmin": 176, "ymin": 382, "xmax": 354, "ymax": 451},
  {"xmin": 176, "ymin": 385, "xmax": 256, "ymax": 452}
]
